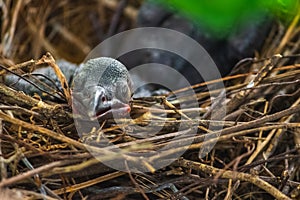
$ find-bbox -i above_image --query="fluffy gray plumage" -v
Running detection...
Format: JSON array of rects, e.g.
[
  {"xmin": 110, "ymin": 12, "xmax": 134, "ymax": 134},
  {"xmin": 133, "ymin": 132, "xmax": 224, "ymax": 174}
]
[{"xmin": 72, "ymin": 57, "xmax": 132, "ymax": 104}]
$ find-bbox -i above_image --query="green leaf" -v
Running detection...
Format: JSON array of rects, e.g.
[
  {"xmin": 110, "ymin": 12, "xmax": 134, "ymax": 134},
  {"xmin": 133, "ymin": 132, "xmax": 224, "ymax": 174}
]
[{"xmin": 153, "ymin": 0, "xmax": 299, "ymax": 38}]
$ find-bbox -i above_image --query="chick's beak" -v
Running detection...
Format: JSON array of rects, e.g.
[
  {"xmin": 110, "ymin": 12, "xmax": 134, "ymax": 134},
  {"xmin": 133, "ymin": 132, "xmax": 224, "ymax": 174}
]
[{"xmin": 88, "ymin": 86, "xmax": 131, "ymax": 119}]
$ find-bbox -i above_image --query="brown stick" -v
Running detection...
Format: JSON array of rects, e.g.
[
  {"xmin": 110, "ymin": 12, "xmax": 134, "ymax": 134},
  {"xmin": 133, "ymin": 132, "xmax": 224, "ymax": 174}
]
[{"xmin": 175, "ymin": 158, "xmax": 292, "ymax": 200}]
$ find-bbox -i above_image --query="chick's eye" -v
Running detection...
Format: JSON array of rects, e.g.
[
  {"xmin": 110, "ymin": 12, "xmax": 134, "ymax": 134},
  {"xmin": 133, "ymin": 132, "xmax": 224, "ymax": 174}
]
[{"xmin": 101, "ymin": 96, "xmax": 106, "ymax": 102}]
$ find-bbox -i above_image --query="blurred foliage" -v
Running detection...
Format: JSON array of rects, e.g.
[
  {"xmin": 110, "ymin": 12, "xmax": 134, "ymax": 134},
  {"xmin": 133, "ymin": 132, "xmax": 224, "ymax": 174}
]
[
  {"xmin": 0, "ymin": 0, "xmax": 140, "ymax": 64},
  {"xmin": 153, "ymin": 0, "xmax": 300, "ymax": 38}
]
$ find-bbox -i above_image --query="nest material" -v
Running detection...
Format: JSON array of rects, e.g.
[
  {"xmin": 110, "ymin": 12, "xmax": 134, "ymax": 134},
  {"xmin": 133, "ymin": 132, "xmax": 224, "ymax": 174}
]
[{"xmin": 0, "ymin": 0, "xmax": 300, "ymax": 199}]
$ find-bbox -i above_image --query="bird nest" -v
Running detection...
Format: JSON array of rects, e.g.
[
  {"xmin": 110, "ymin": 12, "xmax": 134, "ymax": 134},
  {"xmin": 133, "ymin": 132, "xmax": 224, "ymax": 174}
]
[{"xmin": 0, "ymin": 1, "xmax": 300, "ymax": 199}]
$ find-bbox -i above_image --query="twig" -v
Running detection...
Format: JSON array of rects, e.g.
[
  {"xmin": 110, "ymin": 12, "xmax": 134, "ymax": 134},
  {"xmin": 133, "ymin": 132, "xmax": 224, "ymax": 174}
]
[
  {"xmin": 276, "ymin": 13, "xmax": 300, "ymax": 53},
  {"xmin": 3, "ymin": 0, "xmax": 22, "ymax": 57},
  {"xmin": 0, "ymin": 59, "xmax": 35, "ymax": 76},
  {"xmin": 174, "ymin": 158, "xmax": 292, "ymax": 200},
  {"xmin": 125, "ymin": 161, "xmax": 149, "ymax": 200},
  {"xmin": 107, "ymin": 0, "xmax": 129, "ymax": 37},
  {"xmin": 37, "ymin": 53, "xmax": 72, "ymax": 105},
  {"xmin": 0, "ymin": 64, "xmax": 64, "ymax": 100},
  {"xmin": 0, "ymin": 111, "xmax": 86, "ymax": 150},
  {"xmin": 0, "ymin": 83, "xmax": 72, "ymax": 119},
  {"xmin": 52, "ymin": 171, "xmax": 126, "ymax": 195},
  {"xmin": 0, "ymin": 160, "xmax": 70, "ymax": 188},
  {"xmin": 103, "ymin": 0, "xmax": 137, "ymax": 22},
  {"xmin": 0, "ymin": 118, "xmax": 7, "ymax": 180}
]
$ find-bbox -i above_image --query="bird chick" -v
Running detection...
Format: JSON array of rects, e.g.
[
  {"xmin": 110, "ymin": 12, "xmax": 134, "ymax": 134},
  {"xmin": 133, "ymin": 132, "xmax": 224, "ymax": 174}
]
[{"xmin": 71, "ymin": 57, "xmax": 132, "ymax": 119}]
